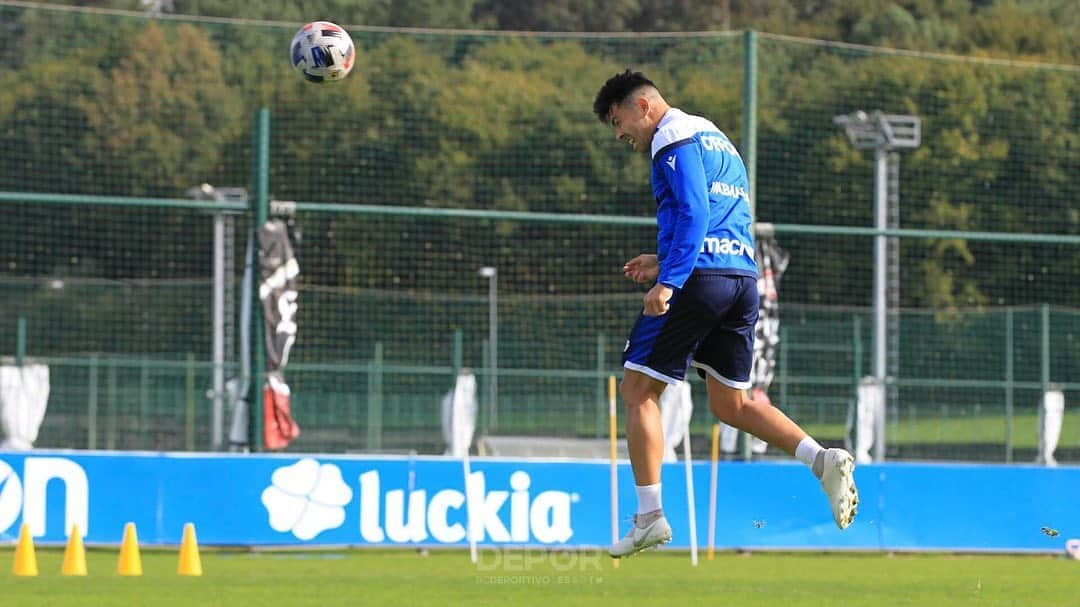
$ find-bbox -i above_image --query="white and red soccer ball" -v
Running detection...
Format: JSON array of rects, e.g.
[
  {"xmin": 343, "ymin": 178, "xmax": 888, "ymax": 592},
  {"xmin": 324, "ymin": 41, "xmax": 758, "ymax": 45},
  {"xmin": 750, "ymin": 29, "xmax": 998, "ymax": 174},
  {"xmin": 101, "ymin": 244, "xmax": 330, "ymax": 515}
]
[{"xmin": 290, "ymin": 21, "xmax": 355, "ymax": 83}]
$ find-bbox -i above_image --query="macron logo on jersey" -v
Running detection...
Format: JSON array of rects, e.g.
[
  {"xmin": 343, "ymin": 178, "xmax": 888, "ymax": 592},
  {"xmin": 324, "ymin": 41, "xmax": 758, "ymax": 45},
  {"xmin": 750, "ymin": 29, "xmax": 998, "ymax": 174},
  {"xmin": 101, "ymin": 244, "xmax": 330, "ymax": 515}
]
[
  {"xmin": 665, "ymin": 155, "xmax": 676, "ymax": 171},
  {"xmin": 701, "ymin": 237, "xmax": 753, "ymax": 258}
]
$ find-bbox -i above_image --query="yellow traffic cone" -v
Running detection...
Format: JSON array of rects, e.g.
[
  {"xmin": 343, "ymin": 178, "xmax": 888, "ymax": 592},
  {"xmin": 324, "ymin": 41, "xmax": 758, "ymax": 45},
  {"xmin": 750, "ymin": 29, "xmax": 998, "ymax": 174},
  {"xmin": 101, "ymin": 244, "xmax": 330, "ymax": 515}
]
[
  {"xmin": 13, "ymin": 523, "xmax": 38, "ymax": 577},
  {"xmin": 62, "ymin": 524, "xmax": 88, "ymax": 576},
  {"xmin": 117, "ymin": 522, "xmax": 142, "ymax": 576},
  {"xmin": 177, "ymin": 523, "xmax": 202, "ymax": 576}
]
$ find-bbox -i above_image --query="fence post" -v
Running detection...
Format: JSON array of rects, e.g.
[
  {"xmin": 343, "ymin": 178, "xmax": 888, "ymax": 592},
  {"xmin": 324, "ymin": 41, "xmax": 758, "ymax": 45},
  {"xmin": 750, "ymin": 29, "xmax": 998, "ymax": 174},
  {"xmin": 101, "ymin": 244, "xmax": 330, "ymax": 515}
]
[
  {"xmin": 186, "ymin": 352, "xmax": 196, "ymax": 451},
  {"xmin": 851, "ymin": 314, "xmax": 862, "ymax": 452},
  {"xmin": 778, "ymin": 326, "xmax": 789, "ymax": 414},
  {"xmin": 480, "ymin": 339, "xmax": 490, "ymax": 435},
  {"xmin": 366, "ymin": 342, "xmax": 384, "ymax": 451},
  {"xmin": 742, "ymin": 29, "xmax": 758, "ymax": 215},
  {"xmin": 1004, "ymin": 308, "xmax": 1014, "ymax": 463},
  {"xmin": 15, "ymin": 316, "xmax": 26, "ymax": 366},
  {"xmin": 452, "ymin": 328, "xmax": 463, "ymax": 376},
  {"xmin": 1040, "ymin": 304, "xmax": 1050, "ymax": 391},
  {"xmin": 139, "ymin": 363, "xmax": 149, "ymax": 450},
  {"xmin": 596, "ymin": 333, "xmax": 606, "ymax": 438},
  {"xmin": 250, "ymin": 107, "xmax": 270, "ymax": 451},
  {"xmin": 741, "ymin": 31, "xmax": 760, "ymax": 455},
  {"xmin": 87, "ymin": 355, "xmax": 98, "ymax": 450},
  {"xmin": 106, "ymin": 361, "xmax": 117, "ymax": 450}
]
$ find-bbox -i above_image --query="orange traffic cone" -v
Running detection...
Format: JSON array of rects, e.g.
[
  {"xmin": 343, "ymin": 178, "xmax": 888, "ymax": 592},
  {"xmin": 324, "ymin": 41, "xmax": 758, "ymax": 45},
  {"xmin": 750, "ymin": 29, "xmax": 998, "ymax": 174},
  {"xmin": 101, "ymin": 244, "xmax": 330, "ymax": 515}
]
[
  {"xmin": 13, "ymin": 523, "xmax": 38, "ymax": 577},
  {"xmin": 117, "ymin": 522, "xmax": 142, "ymax": 576},
  {"xmin": 177, "ymin": 523, "xmax": 202, "ymax": 576},
  {"xmin": 62, "ymin": 524, "xmax": 88, "ymax": 576}
]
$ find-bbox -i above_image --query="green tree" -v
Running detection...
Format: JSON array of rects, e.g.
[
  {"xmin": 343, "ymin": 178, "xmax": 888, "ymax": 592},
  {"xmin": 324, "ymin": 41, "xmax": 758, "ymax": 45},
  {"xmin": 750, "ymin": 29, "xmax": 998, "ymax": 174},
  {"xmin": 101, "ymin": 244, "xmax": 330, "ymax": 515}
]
[{"xmin": 474, "ymin": 0, "xmax": 641, "ymax": 31}]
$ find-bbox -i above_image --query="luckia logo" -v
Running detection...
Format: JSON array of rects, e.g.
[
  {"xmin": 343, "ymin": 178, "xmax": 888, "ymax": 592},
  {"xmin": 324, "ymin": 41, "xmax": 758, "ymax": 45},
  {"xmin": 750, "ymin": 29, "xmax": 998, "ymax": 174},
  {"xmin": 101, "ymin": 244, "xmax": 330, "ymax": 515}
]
[
  {"xmin": 358, "ymin": 469, "xmax": 576, "ymax": 545},
  {"xmin": 261, "ymin": 458, "xmax": 353, "ymax": 540}
]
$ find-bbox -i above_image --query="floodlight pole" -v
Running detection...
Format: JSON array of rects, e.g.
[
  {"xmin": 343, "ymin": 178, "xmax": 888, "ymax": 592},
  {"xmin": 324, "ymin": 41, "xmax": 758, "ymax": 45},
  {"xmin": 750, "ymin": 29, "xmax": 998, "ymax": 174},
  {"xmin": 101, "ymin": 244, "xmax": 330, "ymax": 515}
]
[
  {"xmin": 188, "ymin": 183, "xmax": 226, "ymax": 451},
  {"xmin": 189, "ymin": 183, "xmax": 247, "ymax": 451},
  {"xmin": 212, "ymin": 207, "xmax": 225, "ymax": 450},
  {"xmin": 834, "ymin": 111, "xmax": 921, "ymax": 462},
  {"xmin": 873, "ymin": 146, "xmax": 888, "ymax": 399}
]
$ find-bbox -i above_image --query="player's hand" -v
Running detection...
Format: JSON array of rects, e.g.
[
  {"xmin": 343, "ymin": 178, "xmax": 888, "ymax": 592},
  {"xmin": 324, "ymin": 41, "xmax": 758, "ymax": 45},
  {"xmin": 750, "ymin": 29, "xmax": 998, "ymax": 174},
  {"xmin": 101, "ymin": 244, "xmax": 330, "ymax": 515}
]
[
  {"xmin": 623, "ymin": 254, "xmax": 659, "ymax": 283},
  {"xmin": 643, "ymin": 283, "xmax": 672, "ymax": 316}
]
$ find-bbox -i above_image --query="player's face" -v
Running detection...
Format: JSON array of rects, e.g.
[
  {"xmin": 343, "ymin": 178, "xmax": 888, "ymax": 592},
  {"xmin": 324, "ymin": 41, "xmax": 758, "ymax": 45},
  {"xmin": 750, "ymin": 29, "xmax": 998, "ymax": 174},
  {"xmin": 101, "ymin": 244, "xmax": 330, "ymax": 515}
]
[{"xmin": 607, "ymin": 98, "xmax": 652, "ymax": 154}]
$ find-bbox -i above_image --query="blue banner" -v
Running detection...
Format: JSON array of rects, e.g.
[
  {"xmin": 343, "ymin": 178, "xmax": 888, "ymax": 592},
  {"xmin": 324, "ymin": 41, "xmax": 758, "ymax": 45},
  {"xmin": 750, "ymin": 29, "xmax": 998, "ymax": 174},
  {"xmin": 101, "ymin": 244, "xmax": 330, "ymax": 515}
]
[{"xmin": 0, "ymin": 451, "xmax": 1075, "ymax": 553}]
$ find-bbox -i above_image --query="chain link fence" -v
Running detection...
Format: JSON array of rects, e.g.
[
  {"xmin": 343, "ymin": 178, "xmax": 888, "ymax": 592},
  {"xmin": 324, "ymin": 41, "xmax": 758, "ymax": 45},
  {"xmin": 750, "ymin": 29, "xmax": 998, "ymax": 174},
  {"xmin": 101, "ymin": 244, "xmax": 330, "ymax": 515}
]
[{"xmin": 1, "ymin": 3, "xmax": 1077, "ymax": 460}]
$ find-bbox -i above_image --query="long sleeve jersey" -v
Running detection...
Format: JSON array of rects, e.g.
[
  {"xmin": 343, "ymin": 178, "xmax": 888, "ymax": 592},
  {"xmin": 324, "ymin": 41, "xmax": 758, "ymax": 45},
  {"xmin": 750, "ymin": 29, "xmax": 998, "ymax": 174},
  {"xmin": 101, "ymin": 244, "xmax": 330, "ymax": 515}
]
[{"xmin": 650, "ymin": 108, "xmax": 758, "ymax": 289}]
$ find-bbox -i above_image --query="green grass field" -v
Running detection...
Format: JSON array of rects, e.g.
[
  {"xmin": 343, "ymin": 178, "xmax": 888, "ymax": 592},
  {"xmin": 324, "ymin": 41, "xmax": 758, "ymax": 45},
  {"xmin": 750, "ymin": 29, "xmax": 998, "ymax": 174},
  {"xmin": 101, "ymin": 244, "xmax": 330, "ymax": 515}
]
[
  {"xmin": 3, "ymin": 548, "xmax": 1077, "ymax": 607},
  {"xmin": 795, "ymin": 410, "xmax": 1080, "ymax": 451}
]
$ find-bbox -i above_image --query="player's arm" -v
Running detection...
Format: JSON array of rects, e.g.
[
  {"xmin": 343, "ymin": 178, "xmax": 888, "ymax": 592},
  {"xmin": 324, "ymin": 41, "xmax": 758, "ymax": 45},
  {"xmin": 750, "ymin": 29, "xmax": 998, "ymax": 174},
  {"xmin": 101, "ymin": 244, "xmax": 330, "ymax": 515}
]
[{"xmin": 655, "ymin": 142, "xmax": 709, "ymax": 290}]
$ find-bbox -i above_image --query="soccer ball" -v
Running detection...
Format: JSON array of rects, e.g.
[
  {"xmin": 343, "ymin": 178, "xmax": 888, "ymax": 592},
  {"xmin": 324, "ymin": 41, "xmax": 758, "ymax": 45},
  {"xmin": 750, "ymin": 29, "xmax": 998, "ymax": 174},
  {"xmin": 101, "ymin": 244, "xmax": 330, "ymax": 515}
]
[{"xmin": 290, "ymin": 21, "xmax": 355, "ymax": 83}]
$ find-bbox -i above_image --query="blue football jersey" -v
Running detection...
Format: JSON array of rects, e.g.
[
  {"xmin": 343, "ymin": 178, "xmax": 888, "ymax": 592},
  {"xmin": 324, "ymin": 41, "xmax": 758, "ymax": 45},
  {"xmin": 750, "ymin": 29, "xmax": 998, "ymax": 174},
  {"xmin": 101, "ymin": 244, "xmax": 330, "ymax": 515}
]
[{"xmin": 650, "ymin": 108, "xmax": 758, "ymax": 289}]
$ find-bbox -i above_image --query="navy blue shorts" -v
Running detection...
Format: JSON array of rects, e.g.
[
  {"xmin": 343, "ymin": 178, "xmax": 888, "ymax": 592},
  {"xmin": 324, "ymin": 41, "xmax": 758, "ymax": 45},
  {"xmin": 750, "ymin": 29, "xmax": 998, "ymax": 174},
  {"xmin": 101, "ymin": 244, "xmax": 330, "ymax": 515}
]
[{"xmin": 622, "ymin": 272, "xmax": 758, "ymax": 389}]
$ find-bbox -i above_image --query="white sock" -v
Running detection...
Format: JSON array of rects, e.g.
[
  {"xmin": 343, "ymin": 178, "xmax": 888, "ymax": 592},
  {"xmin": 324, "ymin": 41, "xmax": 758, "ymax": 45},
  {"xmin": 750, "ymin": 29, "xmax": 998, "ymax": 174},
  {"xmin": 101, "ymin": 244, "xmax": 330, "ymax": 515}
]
[
  {"xmin": 635, "ymin": 483, "xmax": 662, "ymax": 515},
  {"xmin": 794, "ymin": 436, "xmax": 824, "ymax": 469}
]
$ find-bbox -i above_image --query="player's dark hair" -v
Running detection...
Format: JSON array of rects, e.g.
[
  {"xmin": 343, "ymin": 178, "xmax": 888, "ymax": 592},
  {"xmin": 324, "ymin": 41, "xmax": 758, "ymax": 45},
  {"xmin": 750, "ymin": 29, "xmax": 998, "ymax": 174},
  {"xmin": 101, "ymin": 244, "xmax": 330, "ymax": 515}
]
[{"xmin": 593, "ymin": 70, "xmax": 657, "ymax": 122}]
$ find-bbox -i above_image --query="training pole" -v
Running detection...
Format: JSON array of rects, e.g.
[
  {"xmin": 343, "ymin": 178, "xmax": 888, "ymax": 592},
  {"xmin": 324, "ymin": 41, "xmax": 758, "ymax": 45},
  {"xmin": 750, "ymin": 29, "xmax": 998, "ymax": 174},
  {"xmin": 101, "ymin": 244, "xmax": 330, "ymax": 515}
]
[
  {"xmin": 460, "ymin": 377, "xmax": 478, "ymax": 565},
  {"xmin": 683, "ymin": 416, "xmax": 698, "ymax": 566},
  {"xmin": 608, "ymin": 375, "xmax": 620, "ymax": 568},
  {"xmin": 463, "ymin": 452, "xmax": 478, "ymax": 563},
  {"xmin": 707, "ymin": 423, "xmax": 720, "ymax": 560}
]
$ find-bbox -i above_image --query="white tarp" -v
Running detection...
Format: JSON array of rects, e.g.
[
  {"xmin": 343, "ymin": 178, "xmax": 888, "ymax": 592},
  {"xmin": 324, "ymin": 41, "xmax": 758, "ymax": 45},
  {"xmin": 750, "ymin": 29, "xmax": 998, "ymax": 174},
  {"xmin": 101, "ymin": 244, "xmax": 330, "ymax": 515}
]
[
  {"xmin": 852, "ymin": 377, "xmax": 885, "ymax": 464},
  {"xmin": 1037, "ymin": 389, "xmax": 1065, "ymax": 467},
  {"xmin": 0, "ymin": 364, "xmax": 50, "ymax": 449},
  {"xmin": 660, "ymin": 381, "xmax": 694, "ymax": 462},
  {"xmin": 441, "ymin": 370, "xmax": 477, "ymax": 458}
]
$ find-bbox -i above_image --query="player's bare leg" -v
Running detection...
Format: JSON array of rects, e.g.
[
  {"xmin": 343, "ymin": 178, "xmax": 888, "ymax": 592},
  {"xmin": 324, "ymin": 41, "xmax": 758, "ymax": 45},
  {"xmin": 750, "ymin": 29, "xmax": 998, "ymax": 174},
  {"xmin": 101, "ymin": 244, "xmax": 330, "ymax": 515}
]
[
  {"xmin": 621, "ymin": 370, "xmax": 666, "ymax": 486},
  {"xmin": 705, "ymin": 378, "xmax": 858, "ymax": 529},
  {"xmin": 610, "ymin": 370, "xmax": 672, "ymax": 558}
]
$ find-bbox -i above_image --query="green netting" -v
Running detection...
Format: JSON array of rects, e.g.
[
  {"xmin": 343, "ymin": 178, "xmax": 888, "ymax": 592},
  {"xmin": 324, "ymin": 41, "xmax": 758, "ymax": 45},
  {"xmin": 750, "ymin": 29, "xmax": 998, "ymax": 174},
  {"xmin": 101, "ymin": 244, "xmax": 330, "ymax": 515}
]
[{"xmin": 1, "ymin": 4, "xmax": 1077, "ymax": 461}]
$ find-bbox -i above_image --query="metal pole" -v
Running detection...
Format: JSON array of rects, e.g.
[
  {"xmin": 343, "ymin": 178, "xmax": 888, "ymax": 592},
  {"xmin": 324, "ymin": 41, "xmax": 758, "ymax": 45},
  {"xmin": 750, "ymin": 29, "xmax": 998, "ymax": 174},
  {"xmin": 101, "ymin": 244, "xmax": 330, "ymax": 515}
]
[
  {"xmin": 1004, "ymin": 309, "xmax": 1014, "ymax": 463},
  {"xmin": 186, "ymin": 352, "xmax": 196, "ymax": 451},
  {"xmin": 479, "ymin": 267, "xmax": 498, "ymax": 430},
  {"xmin": 852, "ymin": 315, "xmax": 862, "ymax": 452},
  {"xmin": 832, "ymin": 111, "xmax": 918, "ymax": 462},
  {"xmin": 743, "ymin": 30, "xmax": 760, "ymax": 457},
  {"xmin": 740, "ymin": 31, "xmax": 757, "ymax": 457},
  {"xmin": 452, "ymin": 328, "xmax": 463, "ymax": 375},
  {"xmin": 15, "ymin": 316, "xmax": 26, "ymax": 366},
  {"xmin": 596, "ymin": 333, "xmax": 606, "ymax": 438},
  {"xmin": 250, "ymin": 107, "xmax": 270, "ymax": 451},
  {"xmin": 742, "ymin": 29, "xmax": 758, "ymax": 213},
  {"xmin": 779, "ymin": 326, "xmax": 789, "ymax": 419},
  {"xmin": 852, "ymin": 314, "xmax": 862, "ymax": 385},
  {"xmin": 1040, "ymin": 304, "xmax": 1050, "ymax": 391},
  {"xmin": 87, "ymin": 355, "xmax": 98, "ymax": 450},
  {"xmin": 212, "ymin": 211, "xmax": 225, "ymax": 450},
  {"xmin": 480, "ymin": 339, "xmax": 490, "ymax": 435},
  {"xmin": 367, "ymin": 342, "xmax": 384, "ymax": 451},
  {"xmin": 489, "ymin": 270, "xmax": 498, "ymax": 430},
  {"xmin": 106, "ymin": 361, "xmax": 117, "ymax": 450},
  {"xmin": 873, "ymin": 146, "xmax": 888, "ymax": 462},
  {"xmin": 139, "ymin": 363, "xmax": 149, "ymax": 450}
]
